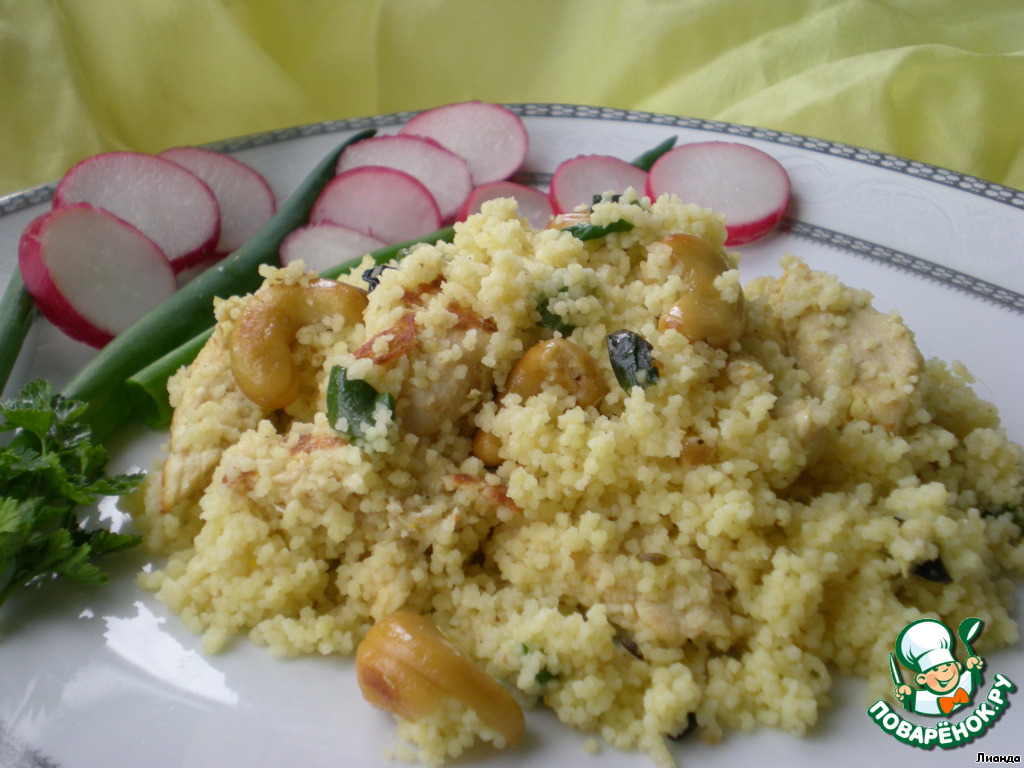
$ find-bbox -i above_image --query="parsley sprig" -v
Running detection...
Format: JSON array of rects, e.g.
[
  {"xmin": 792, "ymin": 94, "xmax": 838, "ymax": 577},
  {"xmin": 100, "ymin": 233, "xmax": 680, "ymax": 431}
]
[{"xmin": 0, "ymin": 379, "xmax": 144, "ymax": 610}]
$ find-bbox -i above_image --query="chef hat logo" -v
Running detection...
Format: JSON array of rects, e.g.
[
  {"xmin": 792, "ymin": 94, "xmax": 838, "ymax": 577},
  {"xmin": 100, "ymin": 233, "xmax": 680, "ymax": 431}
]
[{"xmin": 895, "ymin": 618, "xmax": 956, "ymax": 673}]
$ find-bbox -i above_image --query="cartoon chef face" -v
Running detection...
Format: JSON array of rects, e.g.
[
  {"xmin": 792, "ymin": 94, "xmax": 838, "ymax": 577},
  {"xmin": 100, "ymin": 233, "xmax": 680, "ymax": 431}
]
[{"xmin": 915, "ymin": 659, "xmax": 963, "ymax": 694}]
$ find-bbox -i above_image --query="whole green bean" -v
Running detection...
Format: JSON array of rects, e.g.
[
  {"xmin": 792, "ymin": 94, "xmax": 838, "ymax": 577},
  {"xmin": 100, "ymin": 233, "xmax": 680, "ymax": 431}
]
[
  {"xmin": 62, "ymin": 128, "xmax": 375, "ymax": 439},
  {"xmin": 0, "ymin": 270, "xmax": 37, "ymax": 397}
]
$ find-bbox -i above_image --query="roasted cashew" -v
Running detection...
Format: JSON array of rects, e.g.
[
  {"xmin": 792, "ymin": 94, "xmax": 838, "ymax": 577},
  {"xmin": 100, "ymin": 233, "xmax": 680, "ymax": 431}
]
[
  {"xmin": 504, "ymin": 338, "xmax": 607, "ymax": 409},
  {"xmin": 230, "ymin": 278, "xmax": 368, "ymax": 410},
  {"xmin": 471, "ymin": 428, "xmax": 504, "ymax": 468},
  {"xmin": 656, "ymin": 233, "xmax": 745, "ymax": 348},
  {"xmin": 356, "ymin": 612, "xmax": 524, "ymax": 747}
]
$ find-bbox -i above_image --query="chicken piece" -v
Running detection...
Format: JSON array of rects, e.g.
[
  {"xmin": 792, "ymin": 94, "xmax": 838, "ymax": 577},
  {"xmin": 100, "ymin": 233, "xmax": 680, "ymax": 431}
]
[
  {"xmin": 161, "ymin": 325, "xmax": 264, "ymax": 511},
  {"xmin": 788, "ymin": 304, "xmax": 922, "ymax": 433},
  {"xmin": 572, "ymin": 552, "xmax": 733, "ymax": 649},
  {"xmin": 397, "ymin": 326, "xmax": 494, "ymax": 437},
  {"xmin": 632, "ymin": 593, "xmax": 732, "ymax": 648},
  {"xmin": 356, "ymin": 305, "xmax": 496, "ymax": 438}
]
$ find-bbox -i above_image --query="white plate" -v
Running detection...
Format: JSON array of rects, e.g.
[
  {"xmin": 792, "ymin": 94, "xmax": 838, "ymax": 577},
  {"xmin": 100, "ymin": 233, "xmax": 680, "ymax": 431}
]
[{"xmin": 1, "ymin": 105, "xmax": 1022, "ymax": 768}]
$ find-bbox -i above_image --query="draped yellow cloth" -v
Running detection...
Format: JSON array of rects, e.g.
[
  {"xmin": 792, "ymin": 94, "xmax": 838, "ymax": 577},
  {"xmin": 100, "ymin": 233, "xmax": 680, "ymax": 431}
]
[{"xmin": 1, "ymin": 0, "xmax": 1022, "ymax": 197}]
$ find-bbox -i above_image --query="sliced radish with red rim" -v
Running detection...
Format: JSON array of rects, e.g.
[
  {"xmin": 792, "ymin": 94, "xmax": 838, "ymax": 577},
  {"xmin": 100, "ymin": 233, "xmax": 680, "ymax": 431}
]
[
  {"xmin": 336, "ymin": 134, "xmax": 472, "ymax": 221},
  {"xmin": 281, "ymin": 222, "xmax": 387, "ymax": 273},
  {"xmin": 400, "ymin": 101, "xmax": 528, "ymax": 186},
  {"xmin": 646, "ymin": 141, "xmax": 791, "ymax": 245},
  {"xmin": 457, "ymin": 181, "xmax": 553, "ymax": 229},
  {"xmin": 18, "ymin": 204, "xmax": 177, "ymax": 348},
  {"xmin": 311, "ymin": 166, "xmax": 442, "ymax": 245},
  {"xmin": 549, "ymin": 155, "xmax": 649, "ymax": 214},
  {"xmin": 159, "ymin": 146, "xmax": 276, "ymax": 256},
  {"xmin": 53, "ymin": 151, "xmax": 221, "ymax": 272}
]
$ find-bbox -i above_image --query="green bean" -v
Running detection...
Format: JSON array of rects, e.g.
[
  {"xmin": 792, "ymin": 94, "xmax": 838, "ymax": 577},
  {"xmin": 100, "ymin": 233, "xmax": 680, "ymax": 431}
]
[
  {"xmin": 0, "ymin": 270, "xmax": 36, "ymax": 396},
  {"xmin": 631, "ymin": 136, "xmax": 678, "ymax": 172},
  {"xmin": 126, "ymin": 326, "xmax": 213, "ymax": 429},
  {"xmin": 62, "ymin": 129, "xmax": 376, "ymax": 439}
]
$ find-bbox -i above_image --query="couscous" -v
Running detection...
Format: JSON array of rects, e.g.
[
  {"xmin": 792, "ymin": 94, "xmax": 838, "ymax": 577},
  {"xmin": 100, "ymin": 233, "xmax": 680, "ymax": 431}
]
[{"xmin": 137, "ymin": 192, "xmax": 1024, "ymax": 767}]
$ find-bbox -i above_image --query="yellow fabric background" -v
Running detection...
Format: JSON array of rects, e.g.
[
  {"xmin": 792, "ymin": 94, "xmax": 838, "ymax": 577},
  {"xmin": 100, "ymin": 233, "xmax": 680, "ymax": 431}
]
[{"xmin": 1, "ymin": 0, "xmax": 1022, "ymax": 197}]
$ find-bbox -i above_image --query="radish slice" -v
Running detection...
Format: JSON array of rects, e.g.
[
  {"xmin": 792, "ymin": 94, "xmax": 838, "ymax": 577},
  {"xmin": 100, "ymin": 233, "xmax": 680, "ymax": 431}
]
[
  {"xmin": 336, "ymin": 135, "xmax": 471, "ymax": 221},
  {"xmin": 311, "ymin": 166, "xmax": 442, "ymax": 244},
  {"xmin": 158, "ymin": 146, "xmax": 276, "ymax": 256},
  {"xmin": 400, "ymin": 101, "xmax": 528, "ymax": 186},
  {"xmin": 53, "ymin": 151, "xmax": 220, "ymax": 272},
  {"xmin": 549, "ymin": 155, "xmax": 649, "ymax": 214},
  {"xmin": 280, "ymin": 222, "xmax": 387, "ymax": 273},
  {"xmin": 18, "ymin": 204, "xmax": 177, "ymax": 348},
  {"xmin": 457, "ymin": 181, "xmax": 553, "ymax": 229},
  {"xmin": 646, "ymin": 141, "xmax": 791, "ymax": 245}
]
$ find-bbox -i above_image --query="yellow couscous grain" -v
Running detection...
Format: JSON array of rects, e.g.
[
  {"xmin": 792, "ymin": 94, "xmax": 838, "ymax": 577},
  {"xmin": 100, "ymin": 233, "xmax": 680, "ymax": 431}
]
[{"xmin": 136, "ymin": 193, "xmax": 1024, "ymax": 767}]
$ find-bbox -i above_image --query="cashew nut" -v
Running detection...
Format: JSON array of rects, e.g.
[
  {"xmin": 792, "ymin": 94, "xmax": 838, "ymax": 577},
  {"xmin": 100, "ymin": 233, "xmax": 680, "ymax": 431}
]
[
  {"xmin": 656, "ymin": 233, "xmax": 745, "ymax": 348},
  {"xmin": 229, "ymin": 278, "xmax": 368, "ymax": 410},
  {"xmin": 356, "ymin": 612, "xmax": 524, "ymax": 747},
  {"xmin": 504, "ymin": 338, "xmax": 607, "ymax": 409},
  {"xmin": 471, "ymin": 428, "xmax": 504, "ymax": 467}
]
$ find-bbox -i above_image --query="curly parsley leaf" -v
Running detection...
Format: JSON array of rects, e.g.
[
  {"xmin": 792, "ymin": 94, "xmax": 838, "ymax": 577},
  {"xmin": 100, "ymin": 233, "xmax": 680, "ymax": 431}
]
[{"xmin": 0, "ymin": 380, "xmax": 143, "ymax": 611}]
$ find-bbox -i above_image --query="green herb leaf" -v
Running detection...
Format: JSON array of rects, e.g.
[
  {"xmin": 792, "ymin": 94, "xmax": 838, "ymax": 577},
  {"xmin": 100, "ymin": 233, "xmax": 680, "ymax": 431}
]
[
  {"xmin": 535, "ymin": 668, "xmax": 558, "ymax": 685},
  {"xmin": 362, "ymin": 263, "xmax": 396, "ymax": 292},
  {"xmin": 606, "ymin": 330, "xmax": 660, "ymax": 390},
  {"xmin": 537, "ymin": 288, "xmax": 575, "ymax": 335},
  {"xmin": 0, "ymin": 379, "xmax": 145, "ymax": 613},
  {"xmin": 981, "ymin": 502, "xmax": 1023, "ymax": 532},
  {"xmin": 911, "ymin": 557, "xmax": 952, "ymax": 584},
  {"xmin": 326, "ymin": 366, "xmax": 395, "ymax": 443},
  {"xmin": 560, "ymin": 219, "xmax": 634, "ymax": 242}
]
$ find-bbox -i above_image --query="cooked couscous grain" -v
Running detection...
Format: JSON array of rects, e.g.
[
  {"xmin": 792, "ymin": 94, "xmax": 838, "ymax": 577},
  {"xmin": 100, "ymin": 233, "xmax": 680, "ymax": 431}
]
[{"xmin": 137, "ymin": 193, "xmax": 1024, "ymax": 766}]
